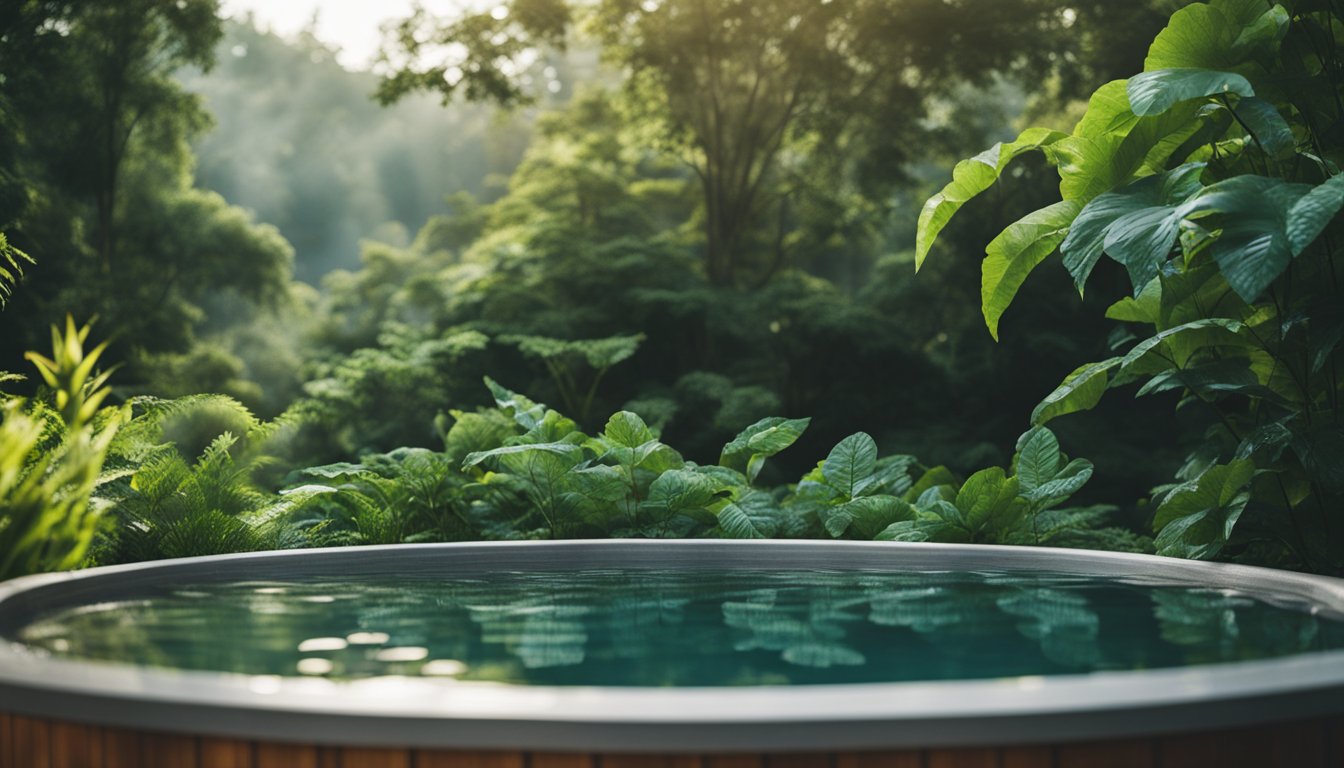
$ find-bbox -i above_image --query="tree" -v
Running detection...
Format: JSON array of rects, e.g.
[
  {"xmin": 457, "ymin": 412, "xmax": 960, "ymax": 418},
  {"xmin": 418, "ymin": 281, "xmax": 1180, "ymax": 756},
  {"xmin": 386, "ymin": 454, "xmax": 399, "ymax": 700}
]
[
  {"xmin": 0, "ymin": 1, "xmax": 296, "ymax": 401},
  {"xmin": 379, "ymin": 0, "xmax": 1181, "ymax": 287},
  {"xmin": 5, "ymin": 0, "xmax": 221, "ymax": 272}
]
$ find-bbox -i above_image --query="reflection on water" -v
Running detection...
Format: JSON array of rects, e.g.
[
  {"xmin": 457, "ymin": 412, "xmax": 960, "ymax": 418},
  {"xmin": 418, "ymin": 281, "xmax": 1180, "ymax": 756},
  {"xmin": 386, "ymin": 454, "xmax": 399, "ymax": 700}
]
[{"xmin": 8, "ymin": 569, "xmax": 1344, "ymax": 686}]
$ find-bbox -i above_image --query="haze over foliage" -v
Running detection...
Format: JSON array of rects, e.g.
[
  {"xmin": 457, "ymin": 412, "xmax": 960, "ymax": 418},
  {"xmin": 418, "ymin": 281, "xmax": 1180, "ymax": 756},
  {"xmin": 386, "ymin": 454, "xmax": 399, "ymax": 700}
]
[{"xmin": 1, "ymin": 0, "xmax": 1342, "ymax": 576}]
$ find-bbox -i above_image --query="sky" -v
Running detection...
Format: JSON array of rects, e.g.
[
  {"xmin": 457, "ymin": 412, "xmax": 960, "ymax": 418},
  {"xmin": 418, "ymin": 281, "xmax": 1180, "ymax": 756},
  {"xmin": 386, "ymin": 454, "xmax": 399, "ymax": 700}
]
[{"xmin": 220, "ymin": 0, "xmax": 485, "ymax": 71}]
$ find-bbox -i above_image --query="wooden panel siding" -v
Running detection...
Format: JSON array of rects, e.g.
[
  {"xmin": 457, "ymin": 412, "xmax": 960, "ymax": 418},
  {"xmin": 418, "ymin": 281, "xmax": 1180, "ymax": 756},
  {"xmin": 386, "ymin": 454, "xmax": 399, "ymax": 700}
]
[{"xmin": 2, "ymin": 713, "xmax": 1343, "ymax": 768}]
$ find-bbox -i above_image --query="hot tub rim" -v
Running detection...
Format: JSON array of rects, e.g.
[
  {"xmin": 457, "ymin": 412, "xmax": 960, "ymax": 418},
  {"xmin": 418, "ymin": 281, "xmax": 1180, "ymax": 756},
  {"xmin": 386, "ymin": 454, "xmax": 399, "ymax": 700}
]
[{"xmin": 0, "ymin": 539, "xmax": 1342, "ymax": 751}]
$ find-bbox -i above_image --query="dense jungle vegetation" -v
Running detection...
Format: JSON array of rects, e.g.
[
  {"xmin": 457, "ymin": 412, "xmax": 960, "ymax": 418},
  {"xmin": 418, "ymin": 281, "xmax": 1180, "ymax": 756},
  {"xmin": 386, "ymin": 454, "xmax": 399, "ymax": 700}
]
[{"xmin": 1, "ymin": 0, "xmax": 1342, "ymax": 579}]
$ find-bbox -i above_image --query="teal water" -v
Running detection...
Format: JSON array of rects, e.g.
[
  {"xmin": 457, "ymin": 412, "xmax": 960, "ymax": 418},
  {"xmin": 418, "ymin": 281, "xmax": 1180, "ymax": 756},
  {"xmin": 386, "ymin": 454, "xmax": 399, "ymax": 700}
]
[{"xmin": 10, "ymin": 569, "xmax": 1344, "ymax": 686}]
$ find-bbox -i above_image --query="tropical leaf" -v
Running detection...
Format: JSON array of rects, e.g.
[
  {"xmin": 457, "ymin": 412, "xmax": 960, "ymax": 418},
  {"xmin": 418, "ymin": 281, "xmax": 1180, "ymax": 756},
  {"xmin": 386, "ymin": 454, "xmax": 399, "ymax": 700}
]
[
  {"xmin": 1153, "ymin": 460, "xmax": 1254, "ymax": 560},
  {"xmin": 915, "ymin": 127, "xmax": 1067, "ymax": 270},
  {"xmin": 981, "ymin": 200, "xmax": 1082, "ymax": 340},
  {"xmin": 1031, "ymin": 358, "xmax": 1122, "ymax": 425},
  {"xmin": 1126, "ymin": 68, "xmax": 1253, "ymax": 117},
  {"xmin": 720, "ymin": 416, "xmax": 809, "ymax": 483},
  {"xmin": 1059, "ymin": 163, "xmax": 1206, "ymax": 291},
  {"xmin": 821, "ymin": 432, "xmax": 879, "ymax": 499}
]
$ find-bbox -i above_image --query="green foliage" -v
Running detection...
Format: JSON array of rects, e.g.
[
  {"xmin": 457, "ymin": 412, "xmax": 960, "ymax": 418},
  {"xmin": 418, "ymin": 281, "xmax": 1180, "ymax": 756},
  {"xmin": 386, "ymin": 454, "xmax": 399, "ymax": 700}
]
[
  {"xmin": 92, "ymin": 395, "xmax": 322, "ymax": 564},
  {"xmin": 919, "ymin": 0, "xmax": 1344, "ymax": 573},
  {"xmin": 0, "ymin": 232, "xmax": 32, "ymax": 307},
  {"xmin": 0, "ymin": 319, "xmax": 124, "ymax": 580},
  {"xmin": 383, "ymin": 0, "xmax": 1160, "ymax": 287},
  {"xmin": 502, "ymin": 333, "xmax": 645, "ymax": 425}
]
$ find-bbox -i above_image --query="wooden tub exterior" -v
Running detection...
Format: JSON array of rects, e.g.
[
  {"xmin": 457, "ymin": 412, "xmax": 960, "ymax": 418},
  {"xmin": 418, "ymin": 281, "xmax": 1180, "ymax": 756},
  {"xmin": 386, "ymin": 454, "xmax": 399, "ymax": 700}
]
[{"xmin": 2, "ymin": 712, "xmax": 1342, "ymax": 768}]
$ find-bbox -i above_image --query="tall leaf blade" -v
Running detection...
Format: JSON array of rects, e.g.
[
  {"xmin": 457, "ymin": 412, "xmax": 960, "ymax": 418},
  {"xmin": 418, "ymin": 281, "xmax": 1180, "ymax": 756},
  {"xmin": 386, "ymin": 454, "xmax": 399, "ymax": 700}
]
[
  {"xmin": 915, "ymin": 127, "xmax": 1066, "ymax": 270},
  {"xmin": 981, "ymin": 200, "xmax": 1081, "ymax": 340},
  {"xmin": 1031, "ymin": 358, "xmax": 1122, "ymax": 426}
]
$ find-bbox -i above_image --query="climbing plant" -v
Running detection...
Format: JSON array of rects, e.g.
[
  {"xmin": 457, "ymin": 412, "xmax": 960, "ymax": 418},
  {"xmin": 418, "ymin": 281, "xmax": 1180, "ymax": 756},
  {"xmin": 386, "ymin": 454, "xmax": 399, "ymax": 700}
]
[{"xmin": 917, "ymin": 0, "xmax": 1344, "ymax": 573}]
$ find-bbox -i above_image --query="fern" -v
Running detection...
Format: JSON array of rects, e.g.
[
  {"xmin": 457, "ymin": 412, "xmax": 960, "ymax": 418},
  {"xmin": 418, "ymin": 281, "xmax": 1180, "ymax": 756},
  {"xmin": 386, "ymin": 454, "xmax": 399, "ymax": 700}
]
[{"xmin": 0, "ymin": 232, "xmax": 33, "ymax": 308}]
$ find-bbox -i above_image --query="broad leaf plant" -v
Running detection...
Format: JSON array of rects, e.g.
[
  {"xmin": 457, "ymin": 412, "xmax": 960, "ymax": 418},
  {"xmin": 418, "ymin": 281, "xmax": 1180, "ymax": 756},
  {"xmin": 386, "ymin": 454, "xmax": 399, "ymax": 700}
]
[{"xmin": 918, "ymin": 0, "xmax": 1344, "ymax": 573}]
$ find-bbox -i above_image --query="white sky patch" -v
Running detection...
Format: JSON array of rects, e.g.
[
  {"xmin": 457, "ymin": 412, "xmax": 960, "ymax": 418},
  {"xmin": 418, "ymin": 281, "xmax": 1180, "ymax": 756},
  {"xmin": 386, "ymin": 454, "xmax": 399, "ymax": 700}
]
[{"xmin": 220, "ymin": 0, "xmax": 488, "ymax": 71}]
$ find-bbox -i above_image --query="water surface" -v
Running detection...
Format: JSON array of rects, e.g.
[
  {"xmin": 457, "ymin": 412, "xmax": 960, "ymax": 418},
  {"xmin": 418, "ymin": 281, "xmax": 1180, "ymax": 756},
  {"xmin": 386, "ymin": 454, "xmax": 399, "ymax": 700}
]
[{"xmin": 10, "ymin": 569, "xmax": 1344, "ymax": 686}]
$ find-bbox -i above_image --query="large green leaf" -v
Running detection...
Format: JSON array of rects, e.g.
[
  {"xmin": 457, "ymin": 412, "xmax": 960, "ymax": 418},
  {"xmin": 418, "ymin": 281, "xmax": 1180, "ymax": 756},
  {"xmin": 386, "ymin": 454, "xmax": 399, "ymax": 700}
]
[
  {"xmin": 1153, "ymin": 460, "xmax": 1254, "ymax": 560},
  {"xmin": 1181, "ymin": 175, "xmax": 1316, "ymax": 301},
  {"xmin": 720, "ymin": 416, "xmax": 810, "ymax": 483},
  {"xmin": 644, "ymin": 469, "xmax": 723, "ymax": 526},
  {"xmin": 1127, "ymin": 68, "xmax": 1253, "ymax": 117},
  {"xmin": 822, "ymin": 495, "xmax": 916, "ymax": 539},
  {"xmin": 1235, "ymin": 98, "xmax": 1294, "ymax": 158},
  {"xmin": 821, "ymin": 432, "xmax": 879, "ymax": 499},
  {"xmin": 915, "ymin": 127, "xmax": 1067, "ymax": 270},
  {"xmin": 1013, "ymin": 427, "xmax": 1091, "ymax": 509},
  {"xmin": 1059, "ymin": 163, "xmax": 1205, "ymax": 291},
  {"xmin": 1120, "ymin": 318, "xmax": 1247, "ymax": 375},
  {"xmin": 955, "ymin": 467, "xmax": 1027, "ymax": 541},
  {"xmin": 484, "ymin": 376, "xmax": 547, "ymax": 430},
  {"xmin": 1054, "ymin": 84, "xmax": 1202, "ymax": 207},
  {"xmin": 716, "ymin": 501, "xmax": 768, "ymax": 539},
  {"xmin": 1031, "ymin": 358, "xmax": 1122, "ymax": 426},
  {"xmin": 1145, "ymin": 2, "xmax": 1282, "ymax": 72},
  {"xmin": 981, "ymin": 200, "xmax": 1082, "ymax": 340},
  {"xmin": 462, "ymin": 441, "xmax": 583, "ymax": 469},
  {"xmin": 1105, "ymin": 278, "xmax": 1162, "ymax": 324},
  {"xmin": 601, "ymin": 411, "xmax": 655, "ymax": 448},
  {"xmin": 1286, "ymin": 174, "xmax": 1344, "ymax": 256}
]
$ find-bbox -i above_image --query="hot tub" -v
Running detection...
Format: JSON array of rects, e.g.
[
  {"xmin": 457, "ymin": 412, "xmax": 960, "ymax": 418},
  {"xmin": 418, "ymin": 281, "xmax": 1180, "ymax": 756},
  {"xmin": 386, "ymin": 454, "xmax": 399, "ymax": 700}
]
[{"xmin": 1, "ymin": 540, "xmax": 1342, "ymax": 767}]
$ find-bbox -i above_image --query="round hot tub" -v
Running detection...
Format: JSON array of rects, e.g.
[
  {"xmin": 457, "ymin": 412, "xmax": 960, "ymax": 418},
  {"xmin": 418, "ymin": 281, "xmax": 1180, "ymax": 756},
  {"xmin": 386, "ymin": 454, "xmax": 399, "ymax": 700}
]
[{"xmin": 1, "ymin": 540, "xmax": 1342, "ymax": 767}]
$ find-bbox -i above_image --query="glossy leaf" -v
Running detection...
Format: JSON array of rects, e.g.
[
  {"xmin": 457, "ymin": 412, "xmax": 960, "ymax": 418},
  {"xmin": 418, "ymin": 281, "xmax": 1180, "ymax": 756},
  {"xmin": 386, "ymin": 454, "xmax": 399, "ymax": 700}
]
[
  {"xmin": 981, "ymin": 200, "xmax": 1081, "ymax": 340},
  {"xmin": 1031, "ymin": 358, "xmax": 1122, "ymax": 425},
  {"xmin": 1120, "ymin": 318, "xmax": 1247, "ymax": 375},
  {"xmin": 716, "ymin": 501, "xmax": 768, "ymax": 539},
  {"xmin": 1235, "ymin": 97, "xmax": 1294, "ymax": 158},
  {"xmin": 1153, "ymin": 460, "xmax": 1254, "ymax": 560},
  {"xmin": 1127, "ymin": 68, "xmax": 1253, "ymax": 116},
  {"xmin": 823, "ymin": 495, "xmax": 916, "ymax": 539},
  {"xmin": 1285, "ymin": 174, "xmax": 1344, "ymax": 256},
  {"xmin": 720, "ymin": 416, "xmax": 810, "ymax": 483},
  {"xmin": 1060, "ymin": 163, "xmax": 1205, "ymax": 291},
  {"xmin": 1182, "ymin": 175, "xmax": 1316, "ymax": 300},
  {"xmin": 645, "ymin": 469, "xmax": 723, "ymax": 525},
  {"xmin": 822, "ymin": 432, "xmax": 879, "ymax": 499},
  {"xmin": 915, "ymin": 127, "xmax": 1067, "ymax": 270}
]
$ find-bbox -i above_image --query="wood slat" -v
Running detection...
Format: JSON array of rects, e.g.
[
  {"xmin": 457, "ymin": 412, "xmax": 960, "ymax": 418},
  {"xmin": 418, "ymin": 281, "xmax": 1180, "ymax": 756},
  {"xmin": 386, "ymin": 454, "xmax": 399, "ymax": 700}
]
[
  {"xmin": 925, "ymin": 748, "xmax": 998, "ymax": 768},
  {"xmin": 1210, "ymin": 724, "xmax": 1275, "ymax": 768},
  {"xmin": 702, "ymin": 757, "xmax": 763, "ymax": 768},
  {"xmin": 600, "ymin": 757, "xmax": 699, "ymax": 768},
  {"xmin": 1267, "ymin": 718, "xmax": 1325, "ymax": 767},
  {"xmin": 415, "ymin": 752, "xmax": 526, "ymax": 768},
  {"xmin": 342, "ymin": 747, "xmax": 412, "ymax": 768},
  {"xmin": 317, "ymin": 746, "xmax": 343, "ymax": 768},
  {"xmin": 1055, "ymin": 739, "xmax": 1154, "ymax": 768},
  {"xmin": 835, "ymin": 750, "xmax": 922, "ymax": 768},
  {"xmin": 764, "ymin": 755, "xmax": 831, "ymax": 768},
  {"xmin": 999, "ymin": 745, "xmax": 1055, "ymax": 768},
  {"xmin": 49, "ymin": 721, "xmax": 102, "ymax": 768},
  {"xmin": 199, "ymin": 738, "xmax": 251, "ymax": 768},
  {"xmin": 101, "ymin": 728, "xmax": 142, "ymax": 768},
  {"xmin": 0, "ymin": 712, "xmax": 12, "ymax": 768},
  {"xmin": 1158, "ymin": 730, "xmax": 1220, "ymax": 768},
  {"xmin": 529, "ymin": 755, "xmax": 595, "ymax": 768},
  {"xmin": 1328, "ymin": 717, "xmax": 1344, "ymax": 766},
  {"xmin": 10, "ymin": 716, "xmax": 51, "ymax": 768},
  {"xmin": 142, "ymin": 731, "xmax": 197, "ymax": 768},
  {"xmin": 255, "ymin": 744, "xmax": 317, "ymax": 768}
]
